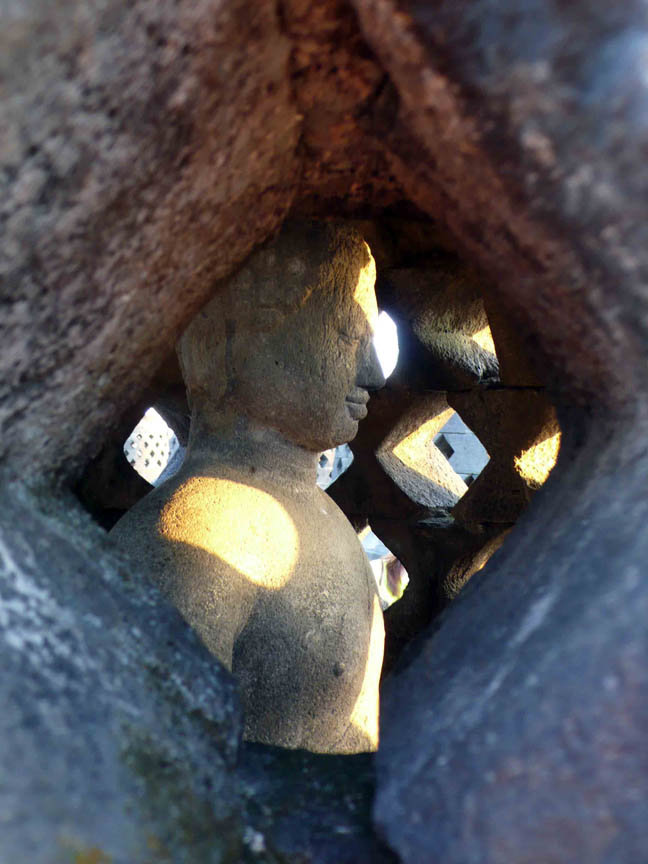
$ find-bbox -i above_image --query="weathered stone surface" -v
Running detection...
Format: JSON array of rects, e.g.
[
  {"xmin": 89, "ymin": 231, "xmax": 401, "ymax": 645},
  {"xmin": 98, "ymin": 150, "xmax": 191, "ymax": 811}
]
[
  {"xmin": 239, "ymin": 744, "xmax": 398, "ymax": 863},
  {"xmin": 379, "ymin": 264, "xmax": 499, "ymax": 389},
  {"xmin": 283, "ymin": 0, "xmax": 397, "ymax": 214},
  {"xmin": 76, "ymin": 351, "xmax": 191, "ymax": 528},
  {"xmin": 111, "ymin": 223, "xmax": 386, "ymax": 754},
  {"xmin": 481, "ymin": 287, "xmax": 544, "ymax": 387},
  {"xmin": 353, "ymin": 2, "xmax": 648, "ymax": 861},
  {"xmin": 2, "ymin": 0, "xmax": 648, "ymax": 859},
  {"xmin": 0, "ymin": 474, "xmax": 243, "ymax": 863},
  {"xmin": 328, "ymin": 380, "xmax": 427, "ymax": 528},
  {"xmin": 328, "ymin": 381, "xmax": 503, "ymax": 673},
  {"xmin": 75, "ymin": 400, "xmax": 154, "ymax": 529},
  {"xmin": 1, "ymin": 473, "xmax": 398, "ymax": 863},
  {"xmin": 376, "ymin": 392, "xmax": 467, "ymax": 509},
  {"xmin": 376, "ymin": 441, "xmax": 648, "ymax": 864},
  {"xmin": 449, "ymin": 389, "xmax": 560, "ymax": 524},
  {"xmin": 377, "ymin": 514, "xmax": 505, "ymax": 675},
  {"xmin": 0, "ymin": 0, "xmax": 301, "ymax": 484},
  {"xmin": 352, "ymin": 0, "xmax": 648, "ymax": 411}
]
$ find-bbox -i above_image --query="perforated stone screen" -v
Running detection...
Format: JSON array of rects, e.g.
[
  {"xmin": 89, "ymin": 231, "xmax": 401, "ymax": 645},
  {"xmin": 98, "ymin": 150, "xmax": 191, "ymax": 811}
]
[{"xmin": 124, "ymin": 408, "xmax": 180, "ymax": 486}]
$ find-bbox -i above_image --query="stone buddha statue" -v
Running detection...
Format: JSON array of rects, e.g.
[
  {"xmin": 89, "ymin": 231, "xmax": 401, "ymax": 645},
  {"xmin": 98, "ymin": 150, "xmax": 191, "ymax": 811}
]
[{"xmin": 111, "ymin": 221, "xmax": 386, "ymax": 753}]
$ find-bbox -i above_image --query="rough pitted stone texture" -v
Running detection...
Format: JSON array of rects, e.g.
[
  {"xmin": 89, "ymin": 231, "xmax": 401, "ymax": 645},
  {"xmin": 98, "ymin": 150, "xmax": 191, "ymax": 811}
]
[
  {"xmin": 283, "ymin": 0, "xmax": 403, "ymax": 215},
  {"xmin": 2, "ymin": 0, "xmax": 648, "ymax": 860},
  {"xmin": 0, "ymin": 0, "xmax": 301, "ymax": 484},
  {"xmin": 353, "ymin": 6, "xmax": 648, "ymax": 860},
  {"xmin": 1, "ymin": 473, "xmax": 395, "ymax": 863},
  {"xmin": 378, "ymin": 515, "xmax": 507, "ymax": 675},
  {"xmin": 327, "ymin": 380, "xmax": 423, "ymax": 529},
  {"xmin": 351, "ymin": 0, "xmax": 648, "ymax": 412},
  {"xmin": 379, "ymin": 264, "xmax": 499, "ymax": 389},
  {"xmin": 449, "ymin": 388, "xmax": 560, "ymax": 524},
  {"xmin": 481, "ymin": 287, "xmax": 544, "ymax": 388},
  {"xmin": 376, "ymin": 393, "xmax": 467, "ymax": 509},
  {"xmin": 376, "ymin": 440, "xmax": 648, "ymax": 864},
  {"xmin": 239, "ymin": 744, "xmax": 398, "ymax": 863},
  {"xmin": 111, "ymin": 223, "xmax": 386, "ymax": 755},
  {"xmin": 328, "ymin": 380, "xmax": 501, "ymax": 673},
  {"xmin": 0, "ymin": 473, "xmax": 243, "ymax": 863}
]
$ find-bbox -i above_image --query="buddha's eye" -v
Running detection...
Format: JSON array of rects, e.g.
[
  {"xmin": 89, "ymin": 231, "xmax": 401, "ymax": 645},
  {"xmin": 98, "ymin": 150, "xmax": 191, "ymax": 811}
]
[{"xmin": 339, "ymin": 330, "xmax": 359, "ymax": 345}]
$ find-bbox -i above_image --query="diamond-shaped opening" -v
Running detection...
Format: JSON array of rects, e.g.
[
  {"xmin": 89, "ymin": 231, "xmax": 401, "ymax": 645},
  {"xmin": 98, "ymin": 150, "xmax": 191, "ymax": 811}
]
[
  {"xmin": 316, "ymin": 444, "xmax": 354, "ymax": 489},
  {"xmin": 124, "ymin": 407, "xmax": 181, "ymax": 486},
  {"xmin": 67, "ymin": 213, "xmax": 567, "ymax": 767},
  {"xmin": 360, "ymin": 526, "xmax": 409, "ymax": 610}
]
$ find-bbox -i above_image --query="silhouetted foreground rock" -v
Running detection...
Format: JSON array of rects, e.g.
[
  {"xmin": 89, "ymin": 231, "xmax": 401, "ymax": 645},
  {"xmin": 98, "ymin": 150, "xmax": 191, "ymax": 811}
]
[
  {"xmin": 376, "ymin": 438, "xmax": 648, "ymax": 864},
  {"xmin": 239, "ymin": 744, "xmax": 397, "ymax": 863},
  {"xmin": 0, "ymin": 476, "xmax": 242, "ymax": 862}
]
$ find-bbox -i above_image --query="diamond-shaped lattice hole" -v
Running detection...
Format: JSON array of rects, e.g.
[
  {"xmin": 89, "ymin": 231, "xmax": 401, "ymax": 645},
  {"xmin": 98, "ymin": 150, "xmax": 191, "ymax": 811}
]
[
  {"xmin": 360, "ymin": 527, "xmax": 409, "ymax": 610},
  {"xmin": 124, "ymin": 408, "xmax": 181, "ymax": 486}
]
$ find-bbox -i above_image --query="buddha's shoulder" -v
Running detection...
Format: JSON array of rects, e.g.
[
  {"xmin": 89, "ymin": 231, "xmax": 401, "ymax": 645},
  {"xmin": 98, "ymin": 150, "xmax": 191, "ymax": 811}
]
[
  {"xmin": 109, "ymin": 481, "xmax": 172, "ymax": 548},
  {"xmin": 109, "ymin": 474, "xmax": 210, "ymax": 539}
]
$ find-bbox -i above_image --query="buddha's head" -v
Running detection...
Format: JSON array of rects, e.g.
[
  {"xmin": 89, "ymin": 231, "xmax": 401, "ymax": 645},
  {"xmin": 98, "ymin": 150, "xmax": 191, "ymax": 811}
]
[{"xmin": 178, "ymin": 221, "xmax": 385, "ymax": 451}]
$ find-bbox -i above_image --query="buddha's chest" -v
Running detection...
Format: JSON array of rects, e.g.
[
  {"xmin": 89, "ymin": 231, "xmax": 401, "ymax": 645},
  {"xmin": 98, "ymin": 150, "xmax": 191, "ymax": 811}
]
[{"xmin": 240, "ymin": 486, "xmax": 380, "ymax": 668}]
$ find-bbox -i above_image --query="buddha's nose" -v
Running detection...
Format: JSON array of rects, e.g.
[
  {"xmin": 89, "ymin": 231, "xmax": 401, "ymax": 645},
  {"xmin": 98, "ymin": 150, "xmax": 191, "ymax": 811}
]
[{"xmin": 357, "ymin": 341, "xmax": 386, "ymax": 391}]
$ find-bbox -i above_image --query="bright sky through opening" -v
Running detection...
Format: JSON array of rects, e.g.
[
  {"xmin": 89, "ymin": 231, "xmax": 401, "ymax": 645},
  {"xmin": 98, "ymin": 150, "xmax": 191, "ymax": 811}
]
[{"xmin": 373, "ymin": 311, "xmax": 399, "ymax": 378}]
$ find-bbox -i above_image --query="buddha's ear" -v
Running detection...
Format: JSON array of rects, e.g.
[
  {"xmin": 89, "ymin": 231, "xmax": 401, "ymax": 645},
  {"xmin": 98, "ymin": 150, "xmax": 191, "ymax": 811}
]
[
  {"xmin": 177, "ymin": 299, "xmax": 228, "ymax": 403},
  {"xmin": 253, "ymin": 305, "xmax": 288, "ymax": 333}
]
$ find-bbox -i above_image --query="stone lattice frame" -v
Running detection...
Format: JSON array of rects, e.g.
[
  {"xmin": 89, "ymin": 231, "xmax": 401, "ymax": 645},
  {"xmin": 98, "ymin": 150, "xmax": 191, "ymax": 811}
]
[
  {"xmin": 1, "ymin": 1, "xmax": 647, "ymax": 862},
  {"xmin": 328, "ymin": 226, "xmax": 561, "ymax": 674}
]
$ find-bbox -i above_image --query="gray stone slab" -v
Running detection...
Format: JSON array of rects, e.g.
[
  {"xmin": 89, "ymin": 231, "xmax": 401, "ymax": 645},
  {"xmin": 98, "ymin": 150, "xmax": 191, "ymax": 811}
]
[
  {"xmin": 0, "ymin": 476, "xmax": 243, "ymax": 863},
  {"xmin": 376, "ymin": 450, "xmax": 648, "ymax": 864},
  {"xmin": 443, "ymin": 431, "xmax": 490, "ymax": 476},
  {"xmin": 438, "ymin": 411, "xmax": 472, "ymax": 435}
]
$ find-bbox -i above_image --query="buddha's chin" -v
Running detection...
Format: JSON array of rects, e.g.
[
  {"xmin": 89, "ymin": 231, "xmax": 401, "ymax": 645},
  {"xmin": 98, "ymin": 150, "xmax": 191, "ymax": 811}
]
[
  {"xmin": 345, "ymin": 400, "xmax": 368, "ymax": 421},
  {"xmin": 344, "ymin": 418, "xmax": 361, "ymax": 442}
]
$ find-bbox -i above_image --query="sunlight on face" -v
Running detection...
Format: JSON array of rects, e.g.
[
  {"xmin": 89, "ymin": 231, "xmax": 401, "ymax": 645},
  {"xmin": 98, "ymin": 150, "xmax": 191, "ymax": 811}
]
[
  {"xmin": 353, "ymin": 252, "xmax": 378, "ymax": 328},
  {"xmin": 160, "ymin": 477, "xmax": 299, "ymax": 589}
]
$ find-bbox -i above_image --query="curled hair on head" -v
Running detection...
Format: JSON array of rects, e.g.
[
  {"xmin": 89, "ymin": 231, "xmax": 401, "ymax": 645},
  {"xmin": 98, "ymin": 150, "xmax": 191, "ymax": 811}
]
[{"xmin": 177, "ymin": 220, "xmax": 373, "ymax": 406}]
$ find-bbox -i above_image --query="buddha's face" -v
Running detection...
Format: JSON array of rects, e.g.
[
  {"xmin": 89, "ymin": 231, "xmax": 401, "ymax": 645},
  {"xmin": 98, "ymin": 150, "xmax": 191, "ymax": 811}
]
[{"xmin": 230, "ymin": 251, "xmax": 385, "ymax": 451}]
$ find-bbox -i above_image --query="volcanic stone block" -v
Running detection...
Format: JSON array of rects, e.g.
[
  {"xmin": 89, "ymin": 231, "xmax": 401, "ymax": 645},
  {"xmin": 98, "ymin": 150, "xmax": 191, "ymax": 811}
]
[
  {"xmin": 377, "ymin": 394, "xmax": 467, "ymax": 509},
  {"xmin": 0, "ymin": 476, "xmax": 243, "ymax": 863},
  {"xmin": 376, "ymin": 513, "xmax": 507, "ymax": 675},
  {"xmin": 0, "ymin": 0, "xmax": 302, "ymax": 484},
  {"xmin": 481, "ymin": 288, "xmax": 544, "ymax": 387},
  {"xmin": 375, "ymin": 454, "xmax": 648, "ymax": 864},
  {"xmin": 239, "ymin": 743, "xmax": 398, "ymax": 864},
  {"xmin": 377, "ymin": 263, "xmax": 499, "ymax": 389},
  {"xmin": 1, "ymin": 475, "xmax": 396, "ymax": 863},
  {"xmin": 449, "ymin": 389, "xmax": 561, "ymax": 524},
  {"xmin": 329, "ymin": 385, "xmax": 465, "ymax": 524},
  {"xmin": 2, "ymin": 0, "xmax": 648, "ymax": 860}
]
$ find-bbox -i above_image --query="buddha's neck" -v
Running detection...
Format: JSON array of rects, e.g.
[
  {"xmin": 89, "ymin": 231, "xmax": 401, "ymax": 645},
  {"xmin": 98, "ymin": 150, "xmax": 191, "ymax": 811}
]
[{"xmin": 183, "ymin": 404, "xmax": 319, "ymax": 486}]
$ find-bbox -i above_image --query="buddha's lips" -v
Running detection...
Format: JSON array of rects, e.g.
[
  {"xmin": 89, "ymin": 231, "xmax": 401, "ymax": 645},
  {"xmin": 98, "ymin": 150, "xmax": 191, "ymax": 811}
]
[{"xmin": 345, "ymin": 392, "xmax": 369, "ymax": 420}]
